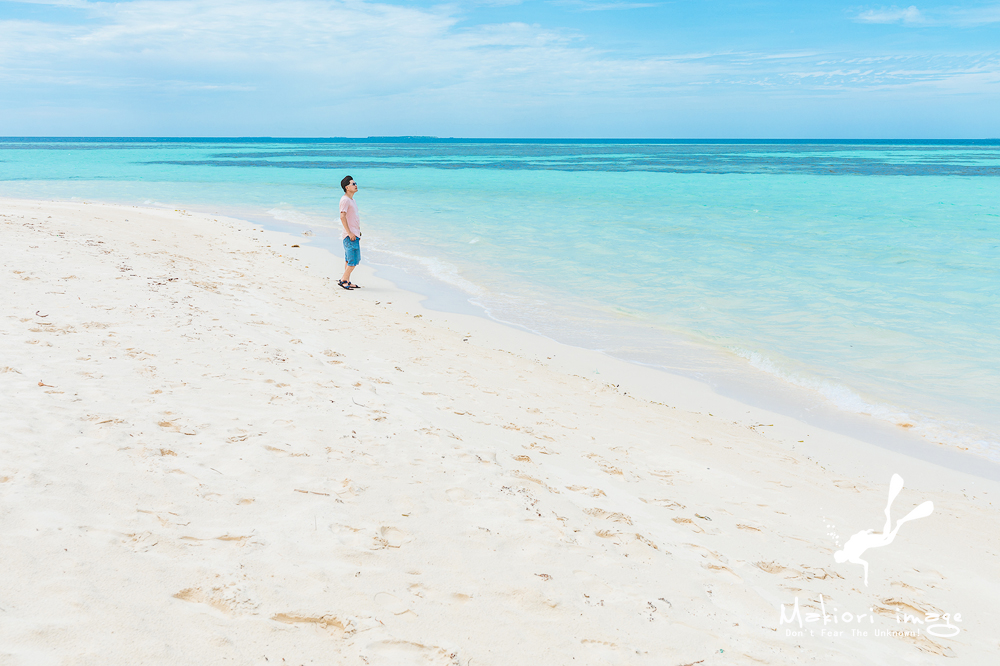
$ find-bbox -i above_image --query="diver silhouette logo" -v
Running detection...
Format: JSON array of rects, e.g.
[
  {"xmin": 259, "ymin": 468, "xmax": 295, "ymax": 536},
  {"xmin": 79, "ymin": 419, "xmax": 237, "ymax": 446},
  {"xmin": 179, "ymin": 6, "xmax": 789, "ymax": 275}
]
[{"xmin": 834, "ymin": 474, "xmax": 934, "ymax": 586}]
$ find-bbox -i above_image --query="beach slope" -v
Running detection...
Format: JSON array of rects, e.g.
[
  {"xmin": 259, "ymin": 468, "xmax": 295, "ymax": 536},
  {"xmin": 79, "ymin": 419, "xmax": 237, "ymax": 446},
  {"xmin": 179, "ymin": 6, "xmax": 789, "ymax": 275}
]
[{"xmin": 1, "ymin": 198, "xmax": 997, "ymax": 665}]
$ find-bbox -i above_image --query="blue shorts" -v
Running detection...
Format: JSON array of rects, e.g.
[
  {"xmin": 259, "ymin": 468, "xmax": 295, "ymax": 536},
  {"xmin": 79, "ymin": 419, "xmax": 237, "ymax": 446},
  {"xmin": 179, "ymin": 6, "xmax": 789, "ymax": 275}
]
[{"xmin": 343, "ymin": 235, "xmax": 361, "ymax": 266}]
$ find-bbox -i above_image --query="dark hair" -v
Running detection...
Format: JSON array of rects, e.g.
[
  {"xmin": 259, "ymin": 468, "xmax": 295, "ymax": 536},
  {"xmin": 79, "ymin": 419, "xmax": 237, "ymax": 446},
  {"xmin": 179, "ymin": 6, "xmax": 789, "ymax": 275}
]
[{"xmin": 341, "ymin": 175, "xmax": 353, "ymax": 192}]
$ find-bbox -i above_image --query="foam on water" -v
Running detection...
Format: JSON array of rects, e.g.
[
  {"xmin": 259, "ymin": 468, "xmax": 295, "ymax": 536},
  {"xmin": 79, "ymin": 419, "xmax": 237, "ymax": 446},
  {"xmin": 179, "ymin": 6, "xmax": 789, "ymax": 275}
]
[
  {"xmin": 267, "ymin": 205, "xmax": 336, "ymax": 229},
  {"xmin": 369, "ymin": 245, "xmax": 485, "ymax": 297}
]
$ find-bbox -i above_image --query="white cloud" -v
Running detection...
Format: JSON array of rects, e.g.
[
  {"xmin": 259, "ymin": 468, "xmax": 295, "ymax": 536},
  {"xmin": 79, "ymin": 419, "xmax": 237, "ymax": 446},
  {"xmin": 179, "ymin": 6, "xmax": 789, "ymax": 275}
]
[
  {"xmin": 7, "ymin": 0, "xmax": 92, "ymax": 6},
  {"xmin": 1, "ymin": 1, "xmax": 996, "ymax": 98},
  {"xmin": 0, "ymin": 0, "xmax": 701, "ymax": 97},
  {"xmin": 943, "ymin": 3, "xmax": 1000, "ymax": 26},
  {"xmin": 551, "ymin": 0, "xmax": 658, "ymax": 11},
  {"xmin": 0, "ymin": 0, "xmax": 998, "ymax": 135},
  {"xmin": 855, "ymin": 5, "xmax": 926, "ymax": 24},
  {"xmin": 854, "ymin": 3, "xmax": 1000, "ymax": 27}
]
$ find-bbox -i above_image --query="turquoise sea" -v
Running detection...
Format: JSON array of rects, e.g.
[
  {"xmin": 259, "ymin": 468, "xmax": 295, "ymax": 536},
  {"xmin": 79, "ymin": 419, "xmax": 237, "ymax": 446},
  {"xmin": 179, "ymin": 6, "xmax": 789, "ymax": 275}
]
[{"xmin": 1, "ymin": 138, "xmax": 998, "ymax": 459}]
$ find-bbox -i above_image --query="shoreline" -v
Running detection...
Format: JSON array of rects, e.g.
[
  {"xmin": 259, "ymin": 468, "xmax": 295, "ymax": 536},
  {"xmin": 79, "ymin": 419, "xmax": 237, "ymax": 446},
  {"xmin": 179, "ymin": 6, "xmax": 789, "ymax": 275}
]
[
  {"xmin": 5, "ymin": 191, "xmax": 998, "ymax": 479},
  {"xmin": 3, "ymin": 182, "xmax": 996, "ymax": 463},
  {"xmin": 7, "ymin": 192, "xmax": 998, "ymax": 479},
  {"xmin": 246, "ymin": 199, "xmax": 1000, "ymax": 480},
  {"xmin": 3, "ymin": 196, "xmax": 998, "ymax": 663}
]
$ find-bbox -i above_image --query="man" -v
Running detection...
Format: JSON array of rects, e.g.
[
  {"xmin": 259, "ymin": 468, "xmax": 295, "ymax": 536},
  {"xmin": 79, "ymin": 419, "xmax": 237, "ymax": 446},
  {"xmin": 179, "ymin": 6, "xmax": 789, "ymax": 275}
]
[{"xmin": 338, "ymin": 175, "xmax": 361, "ymax": 289}]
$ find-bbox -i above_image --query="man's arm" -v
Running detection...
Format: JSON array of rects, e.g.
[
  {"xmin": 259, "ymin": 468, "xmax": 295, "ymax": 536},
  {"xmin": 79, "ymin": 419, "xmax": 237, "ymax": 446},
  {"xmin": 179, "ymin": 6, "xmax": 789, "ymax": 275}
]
[{"xmin": 340, "ymin": 211, "xmax": 356, "ymax": 241}]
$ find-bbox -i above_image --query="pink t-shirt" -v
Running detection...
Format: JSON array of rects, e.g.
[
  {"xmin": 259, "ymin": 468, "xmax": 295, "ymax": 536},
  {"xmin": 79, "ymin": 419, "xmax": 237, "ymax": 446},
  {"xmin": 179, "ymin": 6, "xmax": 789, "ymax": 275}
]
[{"xmin": 339, "ymin": 195, "xmax": 360, "ymax": 239}]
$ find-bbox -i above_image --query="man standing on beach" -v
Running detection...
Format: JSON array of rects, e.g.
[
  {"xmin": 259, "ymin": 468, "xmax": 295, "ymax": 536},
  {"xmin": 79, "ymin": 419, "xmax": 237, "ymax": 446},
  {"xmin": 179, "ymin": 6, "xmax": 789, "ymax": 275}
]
[{"xmin": 339, "ymin": 175, "xmax": 361, "ymax": 290}]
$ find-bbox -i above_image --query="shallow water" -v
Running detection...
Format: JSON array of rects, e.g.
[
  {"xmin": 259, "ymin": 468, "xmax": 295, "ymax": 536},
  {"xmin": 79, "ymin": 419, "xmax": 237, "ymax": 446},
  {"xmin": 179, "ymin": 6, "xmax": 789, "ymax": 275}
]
[{"xmin": 2, "ymin": 138, "xmax": 998, "ymax": 457}]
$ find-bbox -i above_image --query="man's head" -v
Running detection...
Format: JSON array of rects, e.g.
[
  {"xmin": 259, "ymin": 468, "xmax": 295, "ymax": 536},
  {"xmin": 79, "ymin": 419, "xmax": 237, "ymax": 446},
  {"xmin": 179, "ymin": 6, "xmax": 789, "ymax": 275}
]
[{"xmin": 341, "ymin": 175, "xmax": 357, "ymax": 193}]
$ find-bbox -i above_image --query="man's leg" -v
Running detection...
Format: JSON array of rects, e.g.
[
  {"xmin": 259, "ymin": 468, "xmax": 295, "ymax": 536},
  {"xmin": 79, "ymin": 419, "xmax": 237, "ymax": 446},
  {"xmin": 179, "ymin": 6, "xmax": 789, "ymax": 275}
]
[
  {"xmin": 340, "ymin": 237, "xmax": 361, "ymax": 287},
  {"xmin": 340, "ymin": 236, "xmax": 357, "ymax": 286}
]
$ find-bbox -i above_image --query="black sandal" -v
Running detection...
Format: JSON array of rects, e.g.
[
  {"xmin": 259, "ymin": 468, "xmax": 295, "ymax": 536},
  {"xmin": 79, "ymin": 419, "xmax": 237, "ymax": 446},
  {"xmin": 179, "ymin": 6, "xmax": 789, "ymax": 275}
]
[{"xmin": 338, "ymin": 280, "xmax": 353, "ymax": 290}]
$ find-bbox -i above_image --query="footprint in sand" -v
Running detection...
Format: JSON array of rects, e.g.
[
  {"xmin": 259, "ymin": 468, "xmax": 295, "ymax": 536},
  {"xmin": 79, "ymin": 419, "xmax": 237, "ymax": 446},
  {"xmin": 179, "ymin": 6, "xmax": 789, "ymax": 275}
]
[
  {"xmin": 173, "ymin": 581, "xmax": 258, "ymax": 615},
  {"xmin": 330, "ymin": 524, "xmax": 367, "ymax": 548},
  {"xmin": 566, "ymin": 485, "xmax": 606, "ymax": 498},
  {"xmin": 580, "ymin": 639, "xmax": 619, "ymax": 657},
  {"xmin": 271, "ymin": 612, "xmax": 348, "ymax": 637},
  {"xmin": 641, "ymin": 497, "xmax": 684, "ymax": 509},
  {"xmin": 583, "ymin": 508, "xmax": 633, "ymax": 525},
  {"xmin": 445, "ymin": 487, "xmax": 473, "ymax": 503},
  {"xmin": 374, "ymin": 592, "xmax": 413, "ymax": 616},
  {"xmin": 672, "ymin": 517, "xmax": 705, "ymax": 533},
  {"xmin": 372, "ymin": 526, "xmax": 412, "ymax": 549},
  {"xmin": 362, "ymin": 640, "xmax": 459, "ymax": 666}
]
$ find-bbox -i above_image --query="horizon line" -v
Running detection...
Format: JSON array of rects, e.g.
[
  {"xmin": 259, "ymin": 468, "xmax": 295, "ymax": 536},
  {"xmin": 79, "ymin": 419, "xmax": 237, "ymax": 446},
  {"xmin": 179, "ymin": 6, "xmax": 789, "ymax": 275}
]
[{"xmin": 2, "ymin": 136, "xmax": 999, "ymax": 143}]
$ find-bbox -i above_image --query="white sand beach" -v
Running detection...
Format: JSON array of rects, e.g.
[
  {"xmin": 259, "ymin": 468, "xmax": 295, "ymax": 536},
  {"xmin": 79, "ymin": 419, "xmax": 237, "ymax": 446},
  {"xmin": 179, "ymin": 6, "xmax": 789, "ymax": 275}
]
[{"xmin": 2, "ymin": 197, "xmax": 998, "ymax": 665}]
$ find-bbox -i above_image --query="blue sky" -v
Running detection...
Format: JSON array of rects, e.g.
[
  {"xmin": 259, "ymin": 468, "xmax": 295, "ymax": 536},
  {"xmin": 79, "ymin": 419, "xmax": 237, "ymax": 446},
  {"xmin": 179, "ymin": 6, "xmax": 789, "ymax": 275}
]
[{"xmin": 1, "ymin": 0, "xmax": 998, "ymax": 137}]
